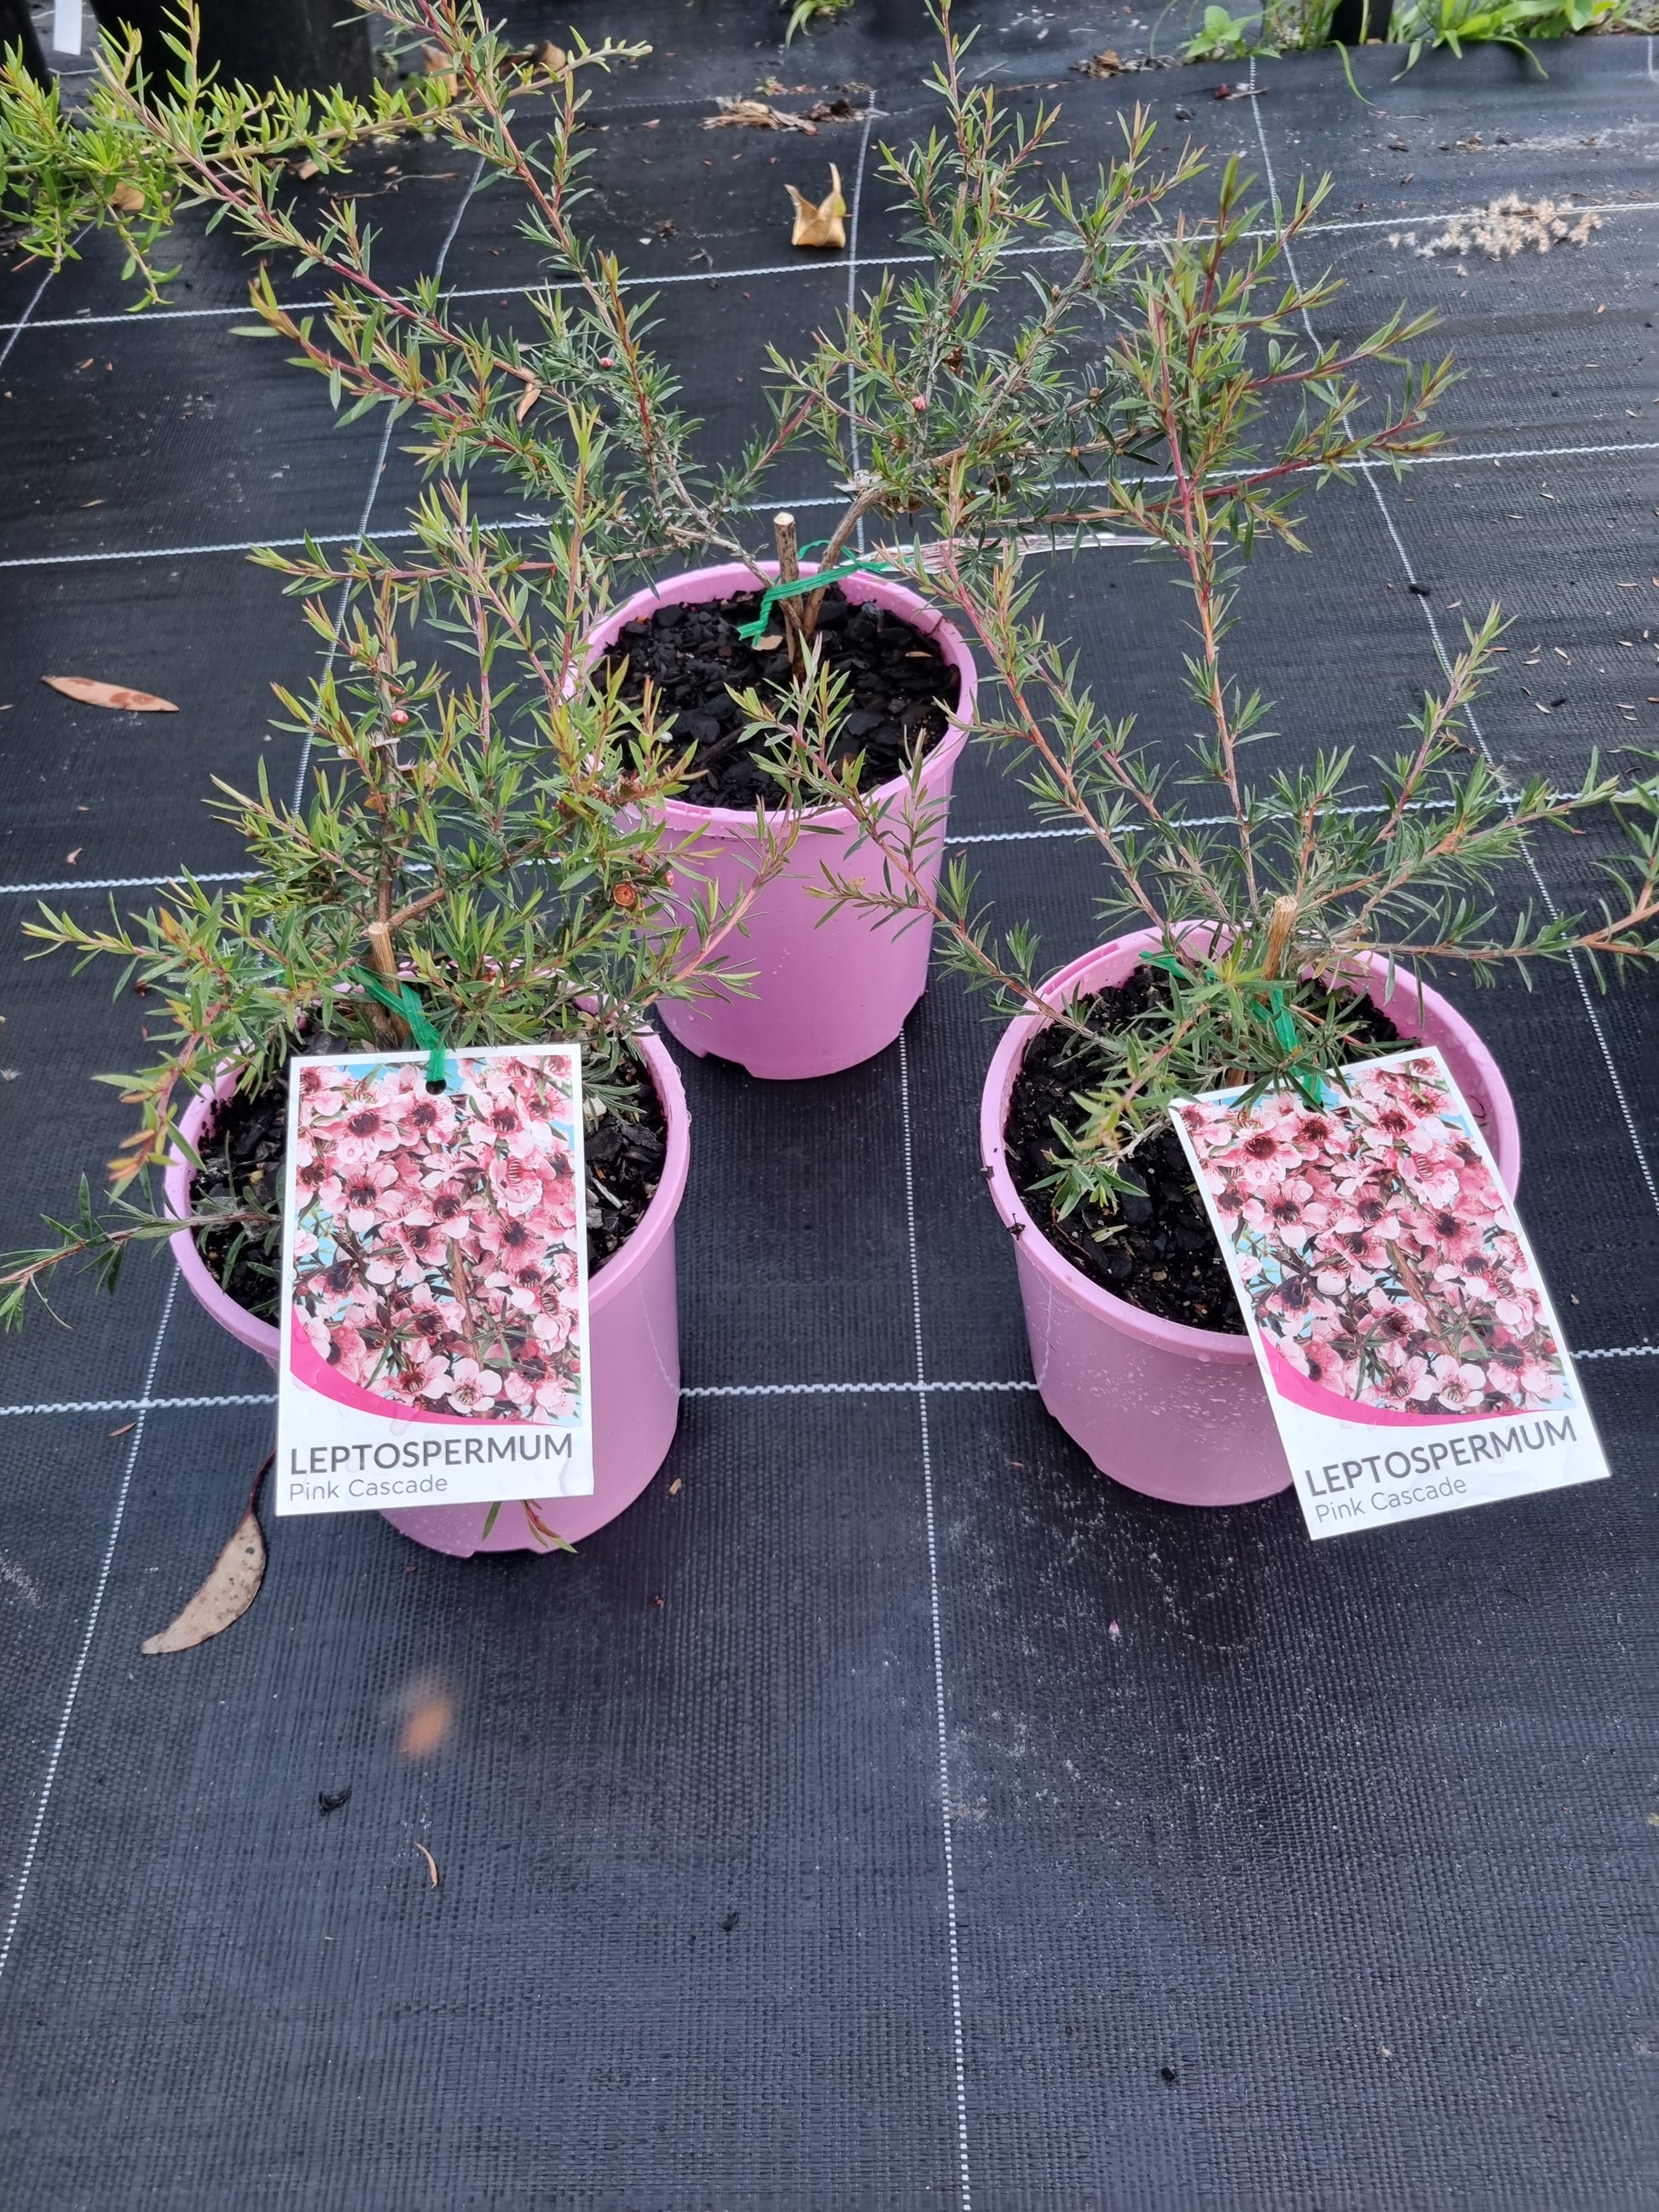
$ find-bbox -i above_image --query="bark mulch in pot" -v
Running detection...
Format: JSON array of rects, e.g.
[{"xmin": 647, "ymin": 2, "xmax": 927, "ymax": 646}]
[
  {"xmin": 1004, "ymin": 965, "xmax": 1408, "ymax": 1331},
  {"xmin": 190, "ymin": 1045, "xmax": 668, "ymax": 1325},
  {"xmin": 600, "ymin": 583, "xmax": 961, "ymax": 810}
]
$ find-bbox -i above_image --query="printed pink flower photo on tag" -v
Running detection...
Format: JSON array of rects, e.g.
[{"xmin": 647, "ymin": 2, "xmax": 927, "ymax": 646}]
[
  {"xmin": 1170, "ymin": 1047, "xmax": 1608, "ymax": 1537},
  {"xmin": 275, "ymin": 1044, "xmax": 594, "ymax": 1516},
  {"xmin": 1177, "ymin": 1051, "xmax": 1564, "ymax": 1423}
]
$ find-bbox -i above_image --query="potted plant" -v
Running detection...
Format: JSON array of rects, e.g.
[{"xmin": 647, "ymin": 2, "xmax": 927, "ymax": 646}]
[
  {"xmin": 2, "ymin": 486, "xmax": 795, "ymax": 1556},
  {"xmin": 0, "ymin": 0, "xmax": 1204, "ymax": 1078},
  {"xmin": 770, "ymin": 165, "xmax": 1659, "ymax": 1506}
]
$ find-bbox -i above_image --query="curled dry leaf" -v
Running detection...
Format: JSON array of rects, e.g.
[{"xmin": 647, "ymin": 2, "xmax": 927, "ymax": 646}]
[
  {"xmin": 140, "ymin": 1508, "xmax": 266, "ymax": 1655},
  {"xmin": 108, "ymin": 182, "xmax": 146, "ymax": 214},
  {"xmin": 786, "ymin": 165, "xmax": 847, "ymax": 251},
  {"xmin": 414, "ymin": 1842, "xmax": 441, "ymax": 1889},
  {"xmin": 293, "ymin": 157, "xmax": 321, "ymax": 181},
  {"xmin": 42, "ymin": 676, "xmax": 178, "ymax": 713},
  {"xmin": 515, "ymin": 379, "xmax": 541, "ymax": 424},
  {"xmin": 704, "ymin": 97, "xmax": 818, "ymax": 133}
]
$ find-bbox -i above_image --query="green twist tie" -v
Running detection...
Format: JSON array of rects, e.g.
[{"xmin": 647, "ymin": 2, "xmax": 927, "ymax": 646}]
[
  {"xmin": 733, "ymin": 556, "xmax": 902, "ymax": 644},
  {"xmin": 348, "ymin": 967, "xmax": 451, "ymax": 1091},
  {"xmin": 1267, "ymin": 986, "xmax": 1324, "ymax": 1109}
]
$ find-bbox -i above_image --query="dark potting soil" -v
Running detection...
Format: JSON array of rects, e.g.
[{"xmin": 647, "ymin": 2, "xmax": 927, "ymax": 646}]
[
  {"xmin": 1003, "ymin": 966, "xmax": 1407, "ymax": 1331},
  {"xmin": 191, "ymin": 1046, "xmax": 668, "ymax": 1325},
  {"xmin": 600, "ymin": 584, "xmax": 962, "ymax": 810}
]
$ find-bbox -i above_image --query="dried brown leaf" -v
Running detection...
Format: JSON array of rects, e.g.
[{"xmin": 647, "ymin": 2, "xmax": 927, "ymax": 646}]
[
  {"xmin": 1073, "ymin": 49, "xmax": 1125, "ymax": 77},
  {"xmin": 42, "ymin": 676, "xmax": 178, "ymax": 712},
  {"xmin": 414, "ymin": 1842, "xmax": 441, "ymax": 1888},
  {"xmin": 109, "ymin": 182, "xmax": 145, "ymax": 214},
  {"xmin": 786, "ymin": 165, "xmax": 846, "ymax": 251},
  {"xmin": 141, "ymin": 1508, "xmax": 265, "ymax": 1655},
  {"xmin": 704, "ymin": 97, "xmax": 817, "ymax": 134},
  {"xmin": 514, "ymin": 379, "xmax": 541, "ymax": 424},
  {"xmin": 293, "ymin": 157, "xmax": 321, "ymax": 181}
]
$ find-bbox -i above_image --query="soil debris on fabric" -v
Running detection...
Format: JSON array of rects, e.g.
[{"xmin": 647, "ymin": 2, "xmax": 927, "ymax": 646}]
[
  {"xmin": 191, "ymin": 1042, "xmax": 668, "ymax": 1325},
  {"xmin": 318, "ymin": 1788, "xmax": 352, "ymax": 1816},
  {"xmin": 1003, "ymin": 967, "xmax": 1407, "ymax": 1331},
  {"xmin": 601, "ymin": 585, "xmax": 959, "ymax": 809},
  {"xmin": 1390, "ymin": 199, "xmax": 1603, "ymax": 260},
  {"xmin": 1072, "ymin": 49, "xmax": 1175, "ymax": 74}
]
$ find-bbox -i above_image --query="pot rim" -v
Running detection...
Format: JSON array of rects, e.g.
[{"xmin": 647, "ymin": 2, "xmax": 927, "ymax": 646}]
[
  {"xmin": 585, "ymin": 559, "xmax": 978, "ymax": 829},
  {"xmin": 164, "ymin": 1026, "xmax": 691, "ymax": 1351},
  {"xmin": 979, "ymin": 927, "xmax": 1523, "ymax": 1362}
]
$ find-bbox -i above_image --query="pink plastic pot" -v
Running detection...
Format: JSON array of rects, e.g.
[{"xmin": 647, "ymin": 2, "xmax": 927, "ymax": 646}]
[
  {"xmin": 980, "ymin": 932, "xmax": 1523, "ymax": 1509},
  {"xmin": 165, "ymin": 1031, "xmax": 691, "ymax": 1556},
  {"xmin": 587, "ymin": 561, "xmax": 979, "ymax": 1079}
]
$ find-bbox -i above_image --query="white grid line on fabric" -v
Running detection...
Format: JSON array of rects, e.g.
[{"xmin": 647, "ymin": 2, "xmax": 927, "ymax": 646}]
[
  {"xmin": 287, "ymin": 154, "xmax": 484, "ymax": 811},
  {"xmin": 8, "ymin": 199, "xmax": 1657, "ymax": 336},
  {"xmin": 0, "ymin": 1275, "xmax": 177, "ymax": 1985},
  {"xmin": 0, "ymin": 1391, "xmax": 279, "ymax": 1418},
  {"xmin": 0, "ymin": 160, "xmax": 489, "ymax": 2001},
  {"xmin": 0, "ymin": 262, "xmax": 65, "ymax": 373},
  {"xmin": 849, "ymin": 112, "xmax": 969, "ymax": 2207},
  {"xmin": 1246, "ymin": 61, "xmax": 1659, "ymax": 1227},
  {"xmin": 3, "ymin": 1348, "xmax": 1653, "ymax": 1420},
  {"xmin": 845, "ymin": 93, "xmax": 879, "ymax": 558},
  {"xmin": 6, "ymin": 439, "xmax": 1652, "ymax": 573},
  {"xmin": 0, "ymin": 870, "xmax": 255, "ymax": 895},
  {"xmin": 897, "ymin": 1031, "xmax": 974, "ymax": 2212},
  {"xmin": 0, "ymin": 1378, "xmax": 1048, "ymax": 1418},
  {"xmin": 2, "ymin": 799, "xmax": 1556, "ymax": 896}
]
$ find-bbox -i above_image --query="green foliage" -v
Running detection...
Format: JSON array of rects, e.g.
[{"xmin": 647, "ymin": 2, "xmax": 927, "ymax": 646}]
[
  {"xmin": 738, "ymin": 50, "xmax": 1659, "ymax": 1219},
  {"xmin": 1390, "ymin": 0, "xmax": 1627, "ymax": 71},
  {"xmin": 3, "ymin": 0, "xmax": 1655, "ymax": 1313},
  {"xmin": 783, "ymin": 0, "xmax": 856, "ymax": 43},
  {"xmin": 0, "ymin": 9, "xmax": 475, "ymax": 305},
  {"xmin": 1181, "ymin": 6, "xmax": 1261, "ymax": 59}
]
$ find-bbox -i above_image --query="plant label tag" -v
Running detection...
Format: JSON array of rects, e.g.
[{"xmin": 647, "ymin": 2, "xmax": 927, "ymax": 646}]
[
  {"xmin": 1169, "ymin": 1046, "xmax": 1609, "ymax": 1539},
  {"xmin": 275, "ymin": 1044, "xmax": 593, "ymax": 1516}
]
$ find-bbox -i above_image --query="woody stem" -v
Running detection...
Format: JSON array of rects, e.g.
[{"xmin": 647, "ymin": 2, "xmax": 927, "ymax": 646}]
[
  {"xmin": 1263, "ymin": 894, "xmax": 1299, "ymax": 980},
  {"xmin": 773, "ymin": 510, "xmax": 806, "ymax": 679}
]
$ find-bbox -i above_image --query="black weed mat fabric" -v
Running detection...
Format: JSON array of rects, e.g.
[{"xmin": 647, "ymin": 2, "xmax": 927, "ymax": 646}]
[{"xmin": 3, "ymin": 14, "xmax": 1657, "ymax": 2208}]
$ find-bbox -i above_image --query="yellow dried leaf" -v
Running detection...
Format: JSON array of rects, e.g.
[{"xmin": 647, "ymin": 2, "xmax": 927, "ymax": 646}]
[
  {"xmin": 786, "ymin": 165, "xmax": 846, "ymax": 251},
  {"xmin": 141, "ymin": 1508, "xmax": 265, "ymax": 1655},
  {"xmin": 414, "ymin": 1842, "xmax": 441, "ymax": 1888},
  {"xmin": 514, "ymin": 379, "xmax": 541, "ymax": 424},
  {"xmin": 109, "ymin": 182, "xmax": 145, "ymax": 215},
  {"xmin": 42, "ymin": 675, "xmax": 178, "ymax": 712}
]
